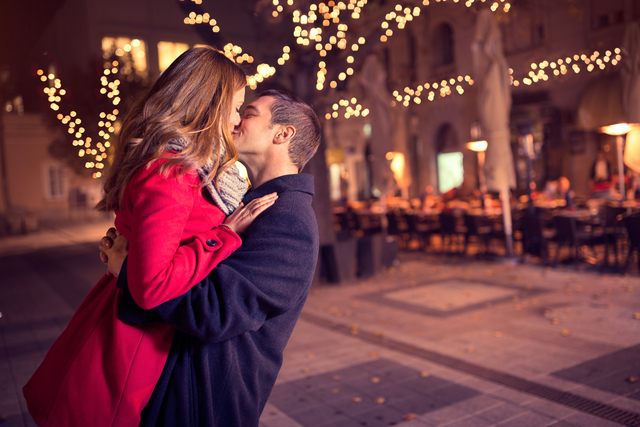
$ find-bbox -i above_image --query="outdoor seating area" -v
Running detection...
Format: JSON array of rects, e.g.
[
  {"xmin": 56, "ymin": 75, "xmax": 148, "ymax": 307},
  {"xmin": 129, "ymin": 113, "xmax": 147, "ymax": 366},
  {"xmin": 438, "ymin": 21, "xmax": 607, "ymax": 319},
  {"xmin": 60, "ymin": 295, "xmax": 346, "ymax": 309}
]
[{"xmin": 332, "ymin": 196, "xmax": 640, "ymax": 275}]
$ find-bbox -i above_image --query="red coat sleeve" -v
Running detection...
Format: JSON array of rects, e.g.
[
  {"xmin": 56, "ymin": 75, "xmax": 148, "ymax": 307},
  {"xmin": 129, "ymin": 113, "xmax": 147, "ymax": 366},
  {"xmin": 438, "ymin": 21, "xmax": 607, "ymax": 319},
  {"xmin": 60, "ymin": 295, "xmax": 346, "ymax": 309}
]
[{"xmin": 126, "ymin": 164, "xmax": 242, "ymax": 310}]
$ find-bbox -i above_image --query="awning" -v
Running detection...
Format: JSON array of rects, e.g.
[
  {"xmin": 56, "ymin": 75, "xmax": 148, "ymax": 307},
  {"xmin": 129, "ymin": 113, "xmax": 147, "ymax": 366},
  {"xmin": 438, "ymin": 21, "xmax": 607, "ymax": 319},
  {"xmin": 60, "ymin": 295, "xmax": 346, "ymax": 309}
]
[{"xmin": 576, "ymin": 75, "xmax": 625, "ymax": 131}]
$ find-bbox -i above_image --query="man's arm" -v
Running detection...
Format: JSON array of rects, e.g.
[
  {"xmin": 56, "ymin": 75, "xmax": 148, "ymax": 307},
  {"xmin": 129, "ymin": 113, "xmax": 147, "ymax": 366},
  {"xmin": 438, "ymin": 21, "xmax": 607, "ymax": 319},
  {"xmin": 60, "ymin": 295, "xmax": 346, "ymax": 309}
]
[{"xmin": 117, "ymin": 207, "xmax": 318, "ymax": 343}]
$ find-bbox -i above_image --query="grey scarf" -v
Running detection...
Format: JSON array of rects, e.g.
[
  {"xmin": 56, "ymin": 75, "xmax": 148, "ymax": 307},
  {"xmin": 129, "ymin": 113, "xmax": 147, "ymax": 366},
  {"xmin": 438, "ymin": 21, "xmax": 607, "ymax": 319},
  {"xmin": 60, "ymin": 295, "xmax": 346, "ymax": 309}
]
[{"xmin": 167, "ymin": 138, "xmax": 248, "ymax": 215}]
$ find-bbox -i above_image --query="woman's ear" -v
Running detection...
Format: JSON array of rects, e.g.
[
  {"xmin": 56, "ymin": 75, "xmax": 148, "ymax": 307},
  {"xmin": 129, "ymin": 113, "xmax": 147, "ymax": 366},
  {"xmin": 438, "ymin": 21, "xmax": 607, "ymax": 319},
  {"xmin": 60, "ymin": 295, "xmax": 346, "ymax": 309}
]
[{"xmin": 274, "ymin": 125, "xmax": 296, "ymax": 145}]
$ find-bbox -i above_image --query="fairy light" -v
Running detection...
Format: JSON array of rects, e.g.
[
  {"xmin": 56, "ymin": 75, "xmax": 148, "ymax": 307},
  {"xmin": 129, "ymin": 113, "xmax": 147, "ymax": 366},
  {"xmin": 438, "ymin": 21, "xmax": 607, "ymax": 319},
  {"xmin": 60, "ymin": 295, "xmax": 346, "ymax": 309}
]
[
  {"xmin": 324, "ymin": 97, "xmax": 369, "ymax": 121},
  {"xmin": 513, "ymin": 48, "xmax": 622, "ymax": 87},
  {"xmin": 37, "ymin": 60, "xmax": 121, "ymax": 178},
  {"xmin": 182, "ymin": 0, "xmax": 510, "ymax": 97}
]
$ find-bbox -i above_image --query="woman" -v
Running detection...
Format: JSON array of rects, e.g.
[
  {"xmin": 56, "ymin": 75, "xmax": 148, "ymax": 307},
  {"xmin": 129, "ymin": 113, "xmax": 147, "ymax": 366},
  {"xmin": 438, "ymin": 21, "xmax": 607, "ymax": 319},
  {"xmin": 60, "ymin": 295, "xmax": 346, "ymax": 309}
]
[{"xmin": 23, "ymin": 47, "xmax": 274, "ymax": 427}]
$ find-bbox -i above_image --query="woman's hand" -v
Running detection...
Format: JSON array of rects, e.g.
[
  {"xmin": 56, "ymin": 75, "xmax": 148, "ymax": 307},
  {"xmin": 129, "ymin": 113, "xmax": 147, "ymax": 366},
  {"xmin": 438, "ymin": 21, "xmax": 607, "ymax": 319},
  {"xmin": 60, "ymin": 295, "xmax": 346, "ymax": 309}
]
[
  {"xmin": 99, "ymin": 227, "xmax": 129, "ymax": 278},
  {"xmin": 223, "ymin": 192, "xmax": 278, "ymax": 235}
]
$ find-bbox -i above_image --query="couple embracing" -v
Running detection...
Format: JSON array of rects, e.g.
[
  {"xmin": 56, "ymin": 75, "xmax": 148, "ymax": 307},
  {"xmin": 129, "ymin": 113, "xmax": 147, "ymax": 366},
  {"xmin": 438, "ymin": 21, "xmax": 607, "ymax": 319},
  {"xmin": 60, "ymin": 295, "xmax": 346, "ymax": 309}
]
[{"xmin": 23, "ymin": 46, "xmax": 322, "ymax": 427}]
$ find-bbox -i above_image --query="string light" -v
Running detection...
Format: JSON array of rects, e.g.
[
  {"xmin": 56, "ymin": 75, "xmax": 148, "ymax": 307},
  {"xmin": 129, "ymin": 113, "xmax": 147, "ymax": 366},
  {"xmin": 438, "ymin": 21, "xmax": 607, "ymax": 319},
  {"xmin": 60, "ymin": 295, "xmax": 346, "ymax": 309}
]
[
  {"xmin": 389, "ymin": 74, "xmax": 474, "ymax": 110},
  {"xmin": 38, "ymin": 59, "xmax": 121, "ymax": 178},
  {"xmin": 512, "ymin": 48, "xmax": 621, "ymax": 87},
  {"xmin": 324, "ymin": 97, "xmax": 369, "ymax": 121}
]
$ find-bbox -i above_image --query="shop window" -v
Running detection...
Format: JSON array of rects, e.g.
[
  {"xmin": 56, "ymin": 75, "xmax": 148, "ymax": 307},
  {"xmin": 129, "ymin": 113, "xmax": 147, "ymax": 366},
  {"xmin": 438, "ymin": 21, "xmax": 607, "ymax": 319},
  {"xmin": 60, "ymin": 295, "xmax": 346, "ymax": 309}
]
[
  {"xmin": 158, "ymin": 42, "xmax": 190, "ymax": 72},
  {"xmin": 102, "ymin": 37, "xmax": 148, "ymax": 81}
]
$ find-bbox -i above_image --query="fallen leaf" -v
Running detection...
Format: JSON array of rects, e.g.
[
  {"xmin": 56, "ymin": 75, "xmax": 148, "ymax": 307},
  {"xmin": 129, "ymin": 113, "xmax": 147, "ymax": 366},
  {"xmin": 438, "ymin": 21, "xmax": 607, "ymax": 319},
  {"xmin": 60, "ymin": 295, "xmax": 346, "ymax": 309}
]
[
  {"xmin": 306, "ymin": 353, "xmax": 314, "ymax": 359},
  {"xmin": 333, "ymin": 375, "xmax": 341, "ymax": 381},
  {"xmin": 561, "ymin": 329, "xmax": 571, "ymax": 337},
  {"xmin": 375, "ymin": 331, "xmax": 385, "ymax": 337},
  {"xmin": 514, "ymin": 304, "xmax": 522, "ymax": 311},
  {"xmin": 402, "ymin": 413, "xmax": 418, "ymax": 420},
  {"xmin": 375, "ymin": 397, "xmax": 385, "ymax": 404},
  {"xmin": 625, "ymin": 286, "xmax": 633, "ymax": 292},
  {"xmin": 420, "ymin": 371, "xmax": 430, "ymax": 377},
  {"xmin": 371, "ymin": 377, "xmax": 380, "ymax": 383},
  {"xmin": 494, "ymin": 331, "xmax": 502, "ymax": 338},
  {"xmin": 466, "ymin": 346, "xmax": 475, "ymax": 353},
  {"xmin": 628, "ymin": 377, "xmax": 638, "ymax": 383},
  {"xmin": 331, "ymin": 388, "xmax": 340, "ymax": 394},
  {"xmin": 370, "ymin": 351, "xmax": 380, "ymax": 358},
  {"xmin": 551, "ymin": 318, "xmax": 559, "ymax": 324},
  {"xmin": 472, "ymin": 315, "xmax": 480, "ymax": 321},
  {"xmin": 634, "ymin": 313, "xmax": 640, "ymax": 320},
  {"xmin": 301, "ymin": 368, "xmax": 310, "ymax": 373},
  {"xmin": 544, "ymin": 309, "xmax": 551, "ymax": 316},
  {"xmin": 352, "ymin": 397, "xmax": 362, "ymax": 402}
]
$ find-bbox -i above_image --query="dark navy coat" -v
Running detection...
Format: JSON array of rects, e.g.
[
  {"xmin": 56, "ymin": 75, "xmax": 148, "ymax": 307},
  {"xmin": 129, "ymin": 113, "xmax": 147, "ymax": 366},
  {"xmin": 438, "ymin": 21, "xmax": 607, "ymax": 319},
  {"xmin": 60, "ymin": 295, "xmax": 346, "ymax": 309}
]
[{"xmin": 117, "ymin": 174, "xmax": 319, "ymax": 427}]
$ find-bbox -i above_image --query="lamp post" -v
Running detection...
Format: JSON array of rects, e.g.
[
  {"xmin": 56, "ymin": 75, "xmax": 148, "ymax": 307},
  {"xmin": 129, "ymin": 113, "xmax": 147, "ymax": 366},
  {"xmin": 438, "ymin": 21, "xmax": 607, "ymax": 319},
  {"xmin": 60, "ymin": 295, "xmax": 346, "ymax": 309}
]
[
  {"xmin": 467, "ymin": 140, "xmax": 488, "ymax": 198},
  {"xmin": 599, "ymin": 123, "xmax": 636, "ymax": 200}
]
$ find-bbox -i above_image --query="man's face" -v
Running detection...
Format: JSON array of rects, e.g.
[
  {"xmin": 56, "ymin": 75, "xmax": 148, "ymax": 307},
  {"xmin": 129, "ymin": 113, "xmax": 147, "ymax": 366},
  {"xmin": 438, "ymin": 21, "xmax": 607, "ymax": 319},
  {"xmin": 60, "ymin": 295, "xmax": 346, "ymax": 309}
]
[{"xmin": 231, "ymin": 96, "xmax": 277, "ymax": 162}]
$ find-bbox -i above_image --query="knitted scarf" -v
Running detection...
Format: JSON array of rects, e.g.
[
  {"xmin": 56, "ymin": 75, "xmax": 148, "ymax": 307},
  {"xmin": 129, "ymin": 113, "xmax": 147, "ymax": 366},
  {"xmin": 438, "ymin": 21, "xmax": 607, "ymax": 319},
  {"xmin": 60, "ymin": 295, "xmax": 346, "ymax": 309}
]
[{"xmin": 167, "ymin": 138, "xmax": 248, "ymax": 215}]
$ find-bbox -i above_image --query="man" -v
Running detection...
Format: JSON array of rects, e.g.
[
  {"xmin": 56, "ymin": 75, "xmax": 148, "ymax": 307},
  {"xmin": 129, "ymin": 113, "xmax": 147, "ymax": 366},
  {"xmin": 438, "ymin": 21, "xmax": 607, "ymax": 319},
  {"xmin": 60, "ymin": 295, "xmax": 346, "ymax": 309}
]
[{"xmin": 102, "ymin": 89, "xmax": 321, "ymax": 426}]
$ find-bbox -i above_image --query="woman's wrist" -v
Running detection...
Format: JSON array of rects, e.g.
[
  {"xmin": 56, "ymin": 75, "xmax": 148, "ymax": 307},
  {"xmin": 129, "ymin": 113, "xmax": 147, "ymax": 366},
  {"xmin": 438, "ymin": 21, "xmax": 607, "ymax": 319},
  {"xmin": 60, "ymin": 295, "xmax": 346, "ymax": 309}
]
[{"xmin": 219, "ymin": 223, "xmax": 234, "ymax": 232}]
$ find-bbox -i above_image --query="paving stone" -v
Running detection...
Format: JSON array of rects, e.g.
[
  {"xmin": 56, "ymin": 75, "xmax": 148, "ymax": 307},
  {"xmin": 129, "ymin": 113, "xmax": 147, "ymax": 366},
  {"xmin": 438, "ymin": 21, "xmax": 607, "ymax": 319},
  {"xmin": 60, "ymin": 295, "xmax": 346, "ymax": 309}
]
[
  {"xmin": 476, "ymin": 403, "xmax": 528, "ymax": 423},
  {"xmin": 523, "ymin": 398, "xmax": 578, "ymax": 420},
  {"xmin": 561, "ymin": 412, "xmax": 628, "ymax": 427},
  {"xmin": 353, "ymin": 406, "xmax": 408, "ymax": 427},
  {"xmin": 495, "ymin": 412, "xmax": 556, "ymax": 427},
  {"xmin": 282, "ymin": 403, "xmax": 355, "ymax": 427}
]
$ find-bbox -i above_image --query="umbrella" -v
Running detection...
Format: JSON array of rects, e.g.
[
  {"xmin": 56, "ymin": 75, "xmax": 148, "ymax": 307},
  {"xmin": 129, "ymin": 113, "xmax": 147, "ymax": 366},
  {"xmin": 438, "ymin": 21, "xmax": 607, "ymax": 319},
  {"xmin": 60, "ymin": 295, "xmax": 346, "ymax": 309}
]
[
  {"xmin": 472, "ymin": 8, "xmax": 516, "ymax": 255},
  {"xmin": 360, "ymin": 54, "xmax": 395, "ymax": 202},
  {"xmin": 622, "ymin": 23, "xmax": 640, "ymax": 174}
]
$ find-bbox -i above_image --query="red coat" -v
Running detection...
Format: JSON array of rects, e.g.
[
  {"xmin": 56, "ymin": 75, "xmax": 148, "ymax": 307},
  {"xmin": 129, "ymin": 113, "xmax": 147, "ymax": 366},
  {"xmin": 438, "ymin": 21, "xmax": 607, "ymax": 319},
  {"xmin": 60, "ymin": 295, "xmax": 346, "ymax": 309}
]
[{"xmin": 23, "ymin": 159, "xmax": 241, "ymax": 427}]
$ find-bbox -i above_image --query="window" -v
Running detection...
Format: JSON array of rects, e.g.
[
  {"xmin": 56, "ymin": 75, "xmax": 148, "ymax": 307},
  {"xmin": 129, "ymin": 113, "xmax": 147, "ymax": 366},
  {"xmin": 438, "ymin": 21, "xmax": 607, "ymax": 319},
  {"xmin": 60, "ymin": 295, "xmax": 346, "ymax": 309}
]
[
  {"xmin": 432, "ymin": 23, "xmax": 454, "ymax": 68},
  {"xmin": 102, "ymin": 37, "xmax": 148, "ymax": 81},
  {"xmin": 437, "ymin": 152, "xmax": 464, "ymax": 194},
  {"xmin": 591, "ymin": 0, "xmax": 624, "ymax": 29},
  {"xmin": 158, "ymin": 42, "xmax": 190, "ymax": 72},
  {"xmin": 43, "ymin": 164, "xmax": 68, "ymax": 201}
]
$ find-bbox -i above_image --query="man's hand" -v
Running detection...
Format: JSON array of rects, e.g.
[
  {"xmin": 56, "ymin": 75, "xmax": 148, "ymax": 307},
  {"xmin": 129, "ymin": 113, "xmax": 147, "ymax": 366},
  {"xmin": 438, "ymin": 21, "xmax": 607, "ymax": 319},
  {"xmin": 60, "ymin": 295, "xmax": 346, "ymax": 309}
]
[{"xmin": 99, "ymin": 227, "xmax": 129, "ymax": 278}]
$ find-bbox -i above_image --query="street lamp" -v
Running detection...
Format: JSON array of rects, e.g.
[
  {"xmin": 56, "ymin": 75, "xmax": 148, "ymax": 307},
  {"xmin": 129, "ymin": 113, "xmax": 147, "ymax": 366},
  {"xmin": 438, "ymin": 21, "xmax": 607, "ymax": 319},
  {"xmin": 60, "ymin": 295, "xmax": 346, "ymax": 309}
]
[
  {"xmin": 599, "ymin": 123, "xmax": 637, "ymax": 200},
  {"xmin": 466, "ymin": 140, "xmax": 488, "ymax": 195}
]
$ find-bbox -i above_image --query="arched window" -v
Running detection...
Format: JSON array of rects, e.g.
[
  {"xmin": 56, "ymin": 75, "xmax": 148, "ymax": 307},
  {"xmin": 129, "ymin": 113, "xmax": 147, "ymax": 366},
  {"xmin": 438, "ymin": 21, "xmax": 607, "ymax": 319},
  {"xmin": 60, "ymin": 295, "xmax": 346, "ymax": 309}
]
[{"xmin": 432, "ymin": 23, "xmax": 454, "ymax": 68}]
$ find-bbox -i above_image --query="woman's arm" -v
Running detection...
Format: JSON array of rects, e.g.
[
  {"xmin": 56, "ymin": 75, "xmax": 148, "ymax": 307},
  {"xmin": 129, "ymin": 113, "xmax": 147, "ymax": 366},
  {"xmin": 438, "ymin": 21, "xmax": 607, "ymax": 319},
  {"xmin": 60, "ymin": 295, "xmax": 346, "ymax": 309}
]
[{"xmin": 126, "ymin": 165, "xmax": 242, "ymax": 310}]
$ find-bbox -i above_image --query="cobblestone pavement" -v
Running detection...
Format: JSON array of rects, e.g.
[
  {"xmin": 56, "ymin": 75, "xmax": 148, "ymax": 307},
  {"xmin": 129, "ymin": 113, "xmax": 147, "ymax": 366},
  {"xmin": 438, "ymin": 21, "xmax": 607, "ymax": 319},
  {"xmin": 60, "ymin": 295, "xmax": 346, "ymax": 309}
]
[{"xmin": 1, "ymin": 223, "xmax": 640, "ymax": 426}]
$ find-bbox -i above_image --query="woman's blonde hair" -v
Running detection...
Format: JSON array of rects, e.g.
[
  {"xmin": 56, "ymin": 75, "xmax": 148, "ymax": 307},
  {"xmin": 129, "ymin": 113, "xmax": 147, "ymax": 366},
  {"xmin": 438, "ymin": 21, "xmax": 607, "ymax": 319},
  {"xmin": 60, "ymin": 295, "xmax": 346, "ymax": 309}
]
[{"xmin": 97, "ymin": 46, "xmax": 246, "ymax": 211}]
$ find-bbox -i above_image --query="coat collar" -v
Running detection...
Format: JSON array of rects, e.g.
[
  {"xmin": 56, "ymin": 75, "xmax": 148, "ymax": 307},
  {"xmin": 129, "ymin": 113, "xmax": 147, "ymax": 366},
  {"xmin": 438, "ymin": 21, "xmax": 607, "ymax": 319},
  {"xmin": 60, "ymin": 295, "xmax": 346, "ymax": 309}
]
[{"xmin": 243, "ymin": 174, "xmax": 315, "ymax": 203}]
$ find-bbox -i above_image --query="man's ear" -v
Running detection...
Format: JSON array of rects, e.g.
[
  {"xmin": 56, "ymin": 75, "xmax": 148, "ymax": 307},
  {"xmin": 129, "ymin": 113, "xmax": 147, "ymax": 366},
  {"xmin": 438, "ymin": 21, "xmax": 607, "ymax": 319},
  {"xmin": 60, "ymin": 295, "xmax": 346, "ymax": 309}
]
[{"xmin": 274, "ymin": 125, "xmax": 296, "ymax": 145}]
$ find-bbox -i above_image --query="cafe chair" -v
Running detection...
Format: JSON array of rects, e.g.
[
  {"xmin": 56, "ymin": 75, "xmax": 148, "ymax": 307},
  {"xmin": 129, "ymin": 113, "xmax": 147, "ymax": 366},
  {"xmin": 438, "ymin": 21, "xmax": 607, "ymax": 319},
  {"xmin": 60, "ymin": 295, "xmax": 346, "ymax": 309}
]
[
  {"xmin": 551, "ymin": 215, "xmax": 605, "ymax": 265},
  {"xmin": 622, "ymin": 213, "xmax": 640, "ymax": 274},
  {"xmin": 521, "ymin": 210, "xmax": 553, "ymax": 262},
  {"xmin": 439, "ymin": 212, "xmax": 465, "ymax": 254},
  {"xmin": 406, "ymin": 213, "xmax": 438, "ymax": 251},
  {"xmin": 600, "ymin": 204, "xmax": 627, "ymax": 268},
  {"xmin": 386, "ymin": 210, "xmax": 410, "ymax": 248},
  {"xmin": 463, "ymin": 213, "xmax": 492, "ymax": 256}
]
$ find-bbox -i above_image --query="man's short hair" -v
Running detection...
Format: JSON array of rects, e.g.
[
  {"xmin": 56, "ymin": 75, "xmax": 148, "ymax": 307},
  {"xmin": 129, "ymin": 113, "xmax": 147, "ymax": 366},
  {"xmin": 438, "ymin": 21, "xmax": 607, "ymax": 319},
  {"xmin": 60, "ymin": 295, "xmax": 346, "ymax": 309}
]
[{"xmin": 258, "ymin": 89, "xmax": 321, "ymax": 171}]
